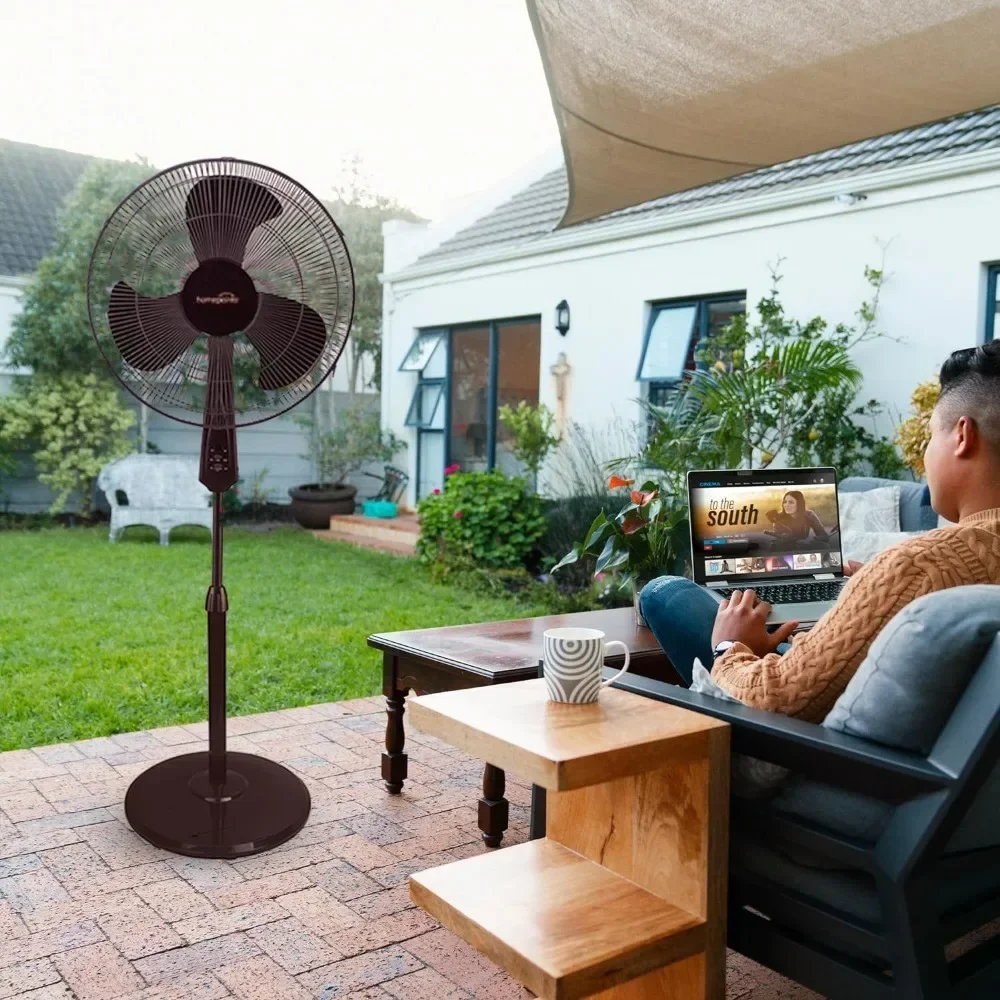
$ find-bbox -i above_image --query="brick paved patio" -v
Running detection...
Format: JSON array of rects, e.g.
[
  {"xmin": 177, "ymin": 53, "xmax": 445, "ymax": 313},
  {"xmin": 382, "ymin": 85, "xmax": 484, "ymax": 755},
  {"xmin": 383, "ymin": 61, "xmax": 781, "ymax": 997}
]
[{"xmin": 0, "ymin": 698, "xmax": 821, "ymax": 999}]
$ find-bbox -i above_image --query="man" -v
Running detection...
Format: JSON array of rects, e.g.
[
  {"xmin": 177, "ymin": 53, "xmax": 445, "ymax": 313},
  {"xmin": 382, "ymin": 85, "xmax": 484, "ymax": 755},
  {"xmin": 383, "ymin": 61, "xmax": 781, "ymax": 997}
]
[{"xmin": 640, "ymin": 342, "xmax": 1000, "ymax": 721}]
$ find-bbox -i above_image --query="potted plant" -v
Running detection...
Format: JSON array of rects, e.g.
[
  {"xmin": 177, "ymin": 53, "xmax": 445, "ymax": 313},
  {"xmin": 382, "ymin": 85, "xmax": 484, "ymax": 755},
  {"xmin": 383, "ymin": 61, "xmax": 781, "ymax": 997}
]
[
  {"xmin": 551, "ymin": 474, "xmax": 689, "ymax": 626},
  {"xmin": 290, "ymin": 401, "xmax": 405, "ymax": 529}
]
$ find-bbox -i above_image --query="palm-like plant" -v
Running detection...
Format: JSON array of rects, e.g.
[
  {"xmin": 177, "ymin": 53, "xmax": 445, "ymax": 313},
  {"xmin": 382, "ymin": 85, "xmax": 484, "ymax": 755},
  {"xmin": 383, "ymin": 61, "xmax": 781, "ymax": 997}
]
[{"xmin": 690, "ymin": 338, "xmax": 862, "ymax": 468}]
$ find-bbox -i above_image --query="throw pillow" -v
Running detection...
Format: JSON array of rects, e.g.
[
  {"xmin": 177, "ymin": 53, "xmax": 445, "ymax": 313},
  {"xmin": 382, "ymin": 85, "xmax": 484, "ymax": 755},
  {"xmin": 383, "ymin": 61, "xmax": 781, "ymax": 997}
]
[
  {"xmin": 824, "ymin": 585, "xmax": 1000, "ymax": 754},
  {"xmin": 840, "ymin": 529, "xmax": 921, "ymax": 566},
  {"xmin": 837, "ymin": 485, "xmax": 900, "ymax": 534},
  {"xmin": 690, "ymin": 660, "xmax": 790, "ymax": 799}
]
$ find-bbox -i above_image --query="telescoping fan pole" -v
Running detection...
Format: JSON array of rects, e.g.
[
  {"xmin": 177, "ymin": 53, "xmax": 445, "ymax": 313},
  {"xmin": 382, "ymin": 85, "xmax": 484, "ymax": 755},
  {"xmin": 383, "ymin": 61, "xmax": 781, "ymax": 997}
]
[{"xmin": 207, "ymin": 491, "xmax": 228, "ymax": 788}]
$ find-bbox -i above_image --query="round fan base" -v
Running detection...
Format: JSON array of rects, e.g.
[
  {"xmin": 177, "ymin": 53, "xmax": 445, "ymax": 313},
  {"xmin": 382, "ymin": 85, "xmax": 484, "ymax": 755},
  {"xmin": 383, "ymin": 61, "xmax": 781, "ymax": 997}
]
[{"xmin": 124, "ymin": 751, "xmax": 311, "ymax": 859}]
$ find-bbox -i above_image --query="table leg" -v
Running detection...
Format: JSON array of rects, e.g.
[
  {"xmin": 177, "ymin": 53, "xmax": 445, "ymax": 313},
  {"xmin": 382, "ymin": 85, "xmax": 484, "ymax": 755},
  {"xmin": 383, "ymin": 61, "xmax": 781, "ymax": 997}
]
[
  {"xmin": 529, "ymin": 785, "xmax": 546, "ymax": 840},
  {"xmin": 479, "ymin": 763, "xmax": 509, "ymax": 848},
  {"xmin": 382, "ymin": 656, "xmax": 408, "ymax": 795}
]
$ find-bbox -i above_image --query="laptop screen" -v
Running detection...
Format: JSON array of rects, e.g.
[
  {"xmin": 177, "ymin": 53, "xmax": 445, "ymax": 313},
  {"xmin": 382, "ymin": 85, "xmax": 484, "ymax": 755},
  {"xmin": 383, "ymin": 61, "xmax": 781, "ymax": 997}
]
[{"xmin": 687, "ymin": 468, "xmax": 843, "ymax": 585}]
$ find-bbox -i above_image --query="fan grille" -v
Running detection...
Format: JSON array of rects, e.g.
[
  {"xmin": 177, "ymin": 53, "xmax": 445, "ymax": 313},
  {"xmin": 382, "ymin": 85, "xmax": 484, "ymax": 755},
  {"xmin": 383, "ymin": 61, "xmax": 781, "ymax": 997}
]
[{"xmin": 87, "ymin": 158, "xmax": 354, "ymax": 427}]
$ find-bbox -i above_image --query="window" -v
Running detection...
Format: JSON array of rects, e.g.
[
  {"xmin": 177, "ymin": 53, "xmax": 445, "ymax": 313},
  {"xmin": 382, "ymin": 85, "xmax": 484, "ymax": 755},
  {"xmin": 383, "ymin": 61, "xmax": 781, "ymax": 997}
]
[
  {"xmin": 404, "ymin": 318, "xmax": 542, "ymax": 498},
  {"xmin": 399, "ymin": 329, "xmax": 446, "ymax": 371},
  {"xmin": 987, "ymin": 265, "xmax": 1000, "ymax": 342},
  {"xmin": 641, "ymin": 294, "xmax": 746, "ymax": 410},
  {"xmin": 404, "ymin": 382, "xmax": 445, "ymax": 429}
]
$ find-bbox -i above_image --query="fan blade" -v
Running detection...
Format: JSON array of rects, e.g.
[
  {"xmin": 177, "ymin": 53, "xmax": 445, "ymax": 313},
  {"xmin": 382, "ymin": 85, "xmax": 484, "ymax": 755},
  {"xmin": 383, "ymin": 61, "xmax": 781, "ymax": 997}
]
[
  {"xmin": 244, "ymin": 293, "xmax": 328, "ymax": 391},
  {"xmin": 185, "ymin": 176, "xmax": 282, "ymax": 263},
  {"xmin": 107, "ymin": 282, "xmax": 196, "ymax": 371},
  {"xmin": 200, "ymin": 336, "xmax": 238, "ymax": 492}
]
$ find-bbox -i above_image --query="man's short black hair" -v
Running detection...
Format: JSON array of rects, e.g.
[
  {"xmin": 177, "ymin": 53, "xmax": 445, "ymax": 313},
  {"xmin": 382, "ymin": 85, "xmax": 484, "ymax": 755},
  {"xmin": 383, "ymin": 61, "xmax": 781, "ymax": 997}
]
[{"xmin": 938, "ymin": 341, "xmax": 1000, "ymax": 450}]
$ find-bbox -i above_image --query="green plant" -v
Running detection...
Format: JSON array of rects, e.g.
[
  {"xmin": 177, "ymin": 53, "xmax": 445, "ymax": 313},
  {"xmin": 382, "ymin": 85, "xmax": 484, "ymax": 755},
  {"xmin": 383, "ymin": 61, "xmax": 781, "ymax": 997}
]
[
  {"xmin": 0, "ymin": 374, "xmax": 135, "ymax": 515},
  {"xmin": 300, "ymin": 401, "xmax": 405, "ymax": 485},
  {"xmin": 644, "ymin": 261, "xmax": 903, "ymax": 475},
  {"xmin": 417, "ymin": 469, "xmax": 547, "ymax": 570},
  {"xmin": 497, "ymin": 401, "xmax": 561, "ymax": 483},
  {"xmin": 552, "ymin": 475, "xmax": 690, "ymax": 593},
  {"xmin": 223, "ymin": 479, "xmax": 244, "ymax": 516},
  {"xmin": 896, "ymin": 378, "xmax": 940, "ymax": 478},
  {"xmin": 787, "ymin": 389, "xmax": 907, "ymax": 479}
]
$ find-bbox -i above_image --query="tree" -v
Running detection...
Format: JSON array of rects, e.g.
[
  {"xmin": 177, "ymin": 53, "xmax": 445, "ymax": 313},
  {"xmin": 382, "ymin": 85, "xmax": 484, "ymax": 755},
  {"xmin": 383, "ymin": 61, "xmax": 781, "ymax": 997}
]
[
  {"xmin": 4, "ymin": 159, "xmax": 155, "ymax": 377},
  {"xmin": 326, "ymin": 158, "xmax": 422, "ymax": 394}
]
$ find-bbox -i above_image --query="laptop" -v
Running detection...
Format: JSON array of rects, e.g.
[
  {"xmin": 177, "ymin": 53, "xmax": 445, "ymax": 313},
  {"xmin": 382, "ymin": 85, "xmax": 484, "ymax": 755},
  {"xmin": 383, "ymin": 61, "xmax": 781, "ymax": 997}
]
[{"xmin": 687, "ymin": 467, "xmax": 847, "ymax": 625}]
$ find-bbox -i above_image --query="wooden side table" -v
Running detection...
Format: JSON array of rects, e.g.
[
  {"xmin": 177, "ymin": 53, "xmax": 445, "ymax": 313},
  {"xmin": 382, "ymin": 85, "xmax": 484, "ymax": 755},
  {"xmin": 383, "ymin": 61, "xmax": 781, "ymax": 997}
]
[
  {"xmin": 406, "ymin": 679, "xmax": 730, "ymax": 999},
  {"xmin": 368, "ymin": 608, "xmax": 674, "ymax": 847}
]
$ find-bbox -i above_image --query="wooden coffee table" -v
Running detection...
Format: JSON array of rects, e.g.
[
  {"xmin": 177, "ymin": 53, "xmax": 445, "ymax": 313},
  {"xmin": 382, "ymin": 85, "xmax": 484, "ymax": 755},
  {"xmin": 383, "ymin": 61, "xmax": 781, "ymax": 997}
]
[{"xmin": 368, "ymin": 607, "xmax": 675, "ymax": 846}]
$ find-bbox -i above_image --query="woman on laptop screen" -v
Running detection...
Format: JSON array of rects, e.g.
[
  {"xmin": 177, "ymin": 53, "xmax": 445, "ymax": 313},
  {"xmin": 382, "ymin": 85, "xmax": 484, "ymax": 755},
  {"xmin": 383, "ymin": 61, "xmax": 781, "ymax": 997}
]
[{"xmin": 765, "ymin": 490, "xmax": 830, "ymax": 543}]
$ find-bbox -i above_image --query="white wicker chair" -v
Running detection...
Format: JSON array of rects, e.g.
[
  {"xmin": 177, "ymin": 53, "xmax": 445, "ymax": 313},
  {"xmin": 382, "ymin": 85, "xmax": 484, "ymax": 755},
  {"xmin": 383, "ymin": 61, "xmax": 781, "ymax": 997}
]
[{"xmin": 97, "ymin": 454, "xmax": 213, "ymax": 545}]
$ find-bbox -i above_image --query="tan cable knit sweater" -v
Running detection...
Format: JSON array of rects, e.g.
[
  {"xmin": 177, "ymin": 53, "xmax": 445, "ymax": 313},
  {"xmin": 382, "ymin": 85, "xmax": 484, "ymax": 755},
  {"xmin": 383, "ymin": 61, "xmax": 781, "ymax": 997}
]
[{"xmin": 712, "ymin": 508, "xmax": 1000, "ymax": 721}]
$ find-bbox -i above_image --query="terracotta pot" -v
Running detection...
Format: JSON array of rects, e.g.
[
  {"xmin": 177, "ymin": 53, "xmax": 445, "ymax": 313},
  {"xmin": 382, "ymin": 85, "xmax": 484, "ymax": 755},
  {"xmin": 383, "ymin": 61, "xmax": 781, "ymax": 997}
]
[{"xmin": 288, "ymin": 483, "xmax": 358, "ymax": 529}]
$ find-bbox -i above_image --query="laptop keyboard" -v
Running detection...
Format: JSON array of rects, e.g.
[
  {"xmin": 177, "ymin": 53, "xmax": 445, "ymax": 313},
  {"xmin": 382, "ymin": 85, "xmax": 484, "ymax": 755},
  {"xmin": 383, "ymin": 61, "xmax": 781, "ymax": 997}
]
[{"xmin": 717, "ymin": 580, "xmax": 845, "ymax": 604}]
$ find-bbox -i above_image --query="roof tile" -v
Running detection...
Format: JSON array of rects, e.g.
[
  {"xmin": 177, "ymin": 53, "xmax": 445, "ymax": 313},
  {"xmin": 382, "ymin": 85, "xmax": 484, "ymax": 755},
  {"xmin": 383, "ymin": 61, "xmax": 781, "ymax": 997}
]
[{"xmin": 0, "ymin": 138, "xmax": 95, "ymax": 276}]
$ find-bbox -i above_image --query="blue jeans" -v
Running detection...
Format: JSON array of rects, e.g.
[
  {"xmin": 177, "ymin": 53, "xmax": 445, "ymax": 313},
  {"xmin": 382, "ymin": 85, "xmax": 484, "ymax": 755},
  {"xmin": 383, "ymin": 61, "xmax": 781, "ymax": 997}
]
[{"xmin": 639, "ymin": 575, "xmax": 790, "ymax": 686}]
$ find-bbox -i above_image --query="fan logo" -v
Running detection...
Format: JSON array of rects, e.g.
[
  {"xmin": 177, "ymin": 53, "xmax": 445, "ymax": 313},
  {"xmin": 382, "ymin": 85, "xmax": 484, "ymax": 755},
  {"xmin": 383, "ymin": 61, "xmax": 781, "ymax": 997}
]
[{"xmin": 195, "ymin": 291, "xmax": 240, "ymax": 305}]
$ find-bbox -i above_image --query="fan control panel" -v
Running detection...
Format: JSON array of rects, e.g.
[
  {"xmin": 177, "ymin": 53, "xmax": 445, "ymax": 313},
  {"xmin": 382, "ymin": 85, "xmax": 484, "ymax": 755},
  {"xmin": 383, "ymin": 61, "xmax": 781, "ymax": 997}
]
[{"xmin": 200, "ymin": 426, "xmax": 238, "ymax": 492}]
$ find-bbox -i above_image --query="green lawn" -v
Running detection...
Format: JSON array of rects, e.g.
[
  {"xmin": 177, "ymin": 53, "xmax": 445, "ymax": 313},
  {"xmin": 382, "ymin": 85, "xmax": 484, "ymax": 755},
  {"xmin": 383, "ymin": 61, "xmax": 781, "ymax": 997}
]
[{"xmin": 0, "ymin": 526, "xmax": 550, "ymax": 751}]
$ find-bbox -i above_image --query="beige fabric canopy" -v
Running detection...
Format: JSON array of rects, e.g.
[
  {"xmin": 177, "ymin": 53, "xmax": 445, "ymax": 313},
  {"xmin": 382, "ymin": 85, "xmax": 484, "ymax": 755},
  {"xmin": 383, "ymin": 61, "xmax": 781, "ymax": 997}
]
[{"xmin": 526, "ymin": 0, "xmax": 1000, "ymax": 227}]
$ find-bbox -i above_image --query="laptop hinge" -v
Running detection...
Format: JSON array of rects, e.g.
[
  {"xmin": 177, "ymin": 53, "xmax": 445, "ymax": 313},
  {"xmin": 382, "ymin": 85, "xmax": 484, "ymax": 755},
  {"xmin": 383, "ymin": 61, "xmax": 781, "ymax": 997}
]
[
  {"xmin": 814, "ymin": 573, "xmax": 836, "ymax": 580},
  {"xmin": 708, "ymin": 581, "xmax": 728, "ymax": 588}
]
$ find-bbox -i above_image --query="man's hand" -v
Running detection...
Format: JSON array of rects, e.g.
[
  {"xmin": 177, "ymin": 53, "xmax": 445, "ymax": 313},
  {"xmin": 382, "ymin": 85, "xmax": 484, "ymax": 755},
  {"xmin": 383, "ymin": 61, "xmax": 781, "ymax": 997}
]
[
  {"xmin": 844, "ymin": 560, "xmax": 864, "ymax": 576},
  {"xmin": 711, "ymin": 589, "xmax": 798, "ymax": 658}
]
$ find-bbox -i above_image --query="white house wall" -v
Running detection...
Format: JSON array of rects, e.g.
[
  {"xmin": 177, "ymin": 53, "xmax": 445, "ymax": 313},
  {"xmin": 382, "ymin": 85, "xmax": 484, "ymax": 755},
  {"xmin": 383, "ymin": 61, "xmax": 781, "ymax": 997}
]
[{"xmin": 383, "ymin": 165, "xmax": 1000, "ymax": 504}]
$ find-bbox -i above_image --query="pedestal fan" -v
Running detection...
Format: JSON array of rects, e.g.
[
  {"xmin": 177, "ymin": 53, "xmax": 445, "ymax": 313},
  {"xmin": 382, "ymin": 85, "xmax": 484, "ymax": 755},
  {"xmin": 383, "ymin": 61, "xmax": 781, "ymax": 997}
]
[{"xmin": 87, "ymin": 159, "xmax": 354, "ymax": 858}]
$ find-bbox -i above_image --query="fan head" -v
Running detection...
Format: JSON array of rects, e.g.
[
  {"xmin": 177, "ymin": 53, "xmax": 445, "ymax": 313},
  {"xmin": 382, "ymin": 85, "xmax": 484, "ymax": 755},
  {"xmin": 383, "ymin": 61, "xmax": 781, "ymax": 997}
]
[{"xmin": 87, "ymin": 158, "xmax": 354, "ymax": 427}]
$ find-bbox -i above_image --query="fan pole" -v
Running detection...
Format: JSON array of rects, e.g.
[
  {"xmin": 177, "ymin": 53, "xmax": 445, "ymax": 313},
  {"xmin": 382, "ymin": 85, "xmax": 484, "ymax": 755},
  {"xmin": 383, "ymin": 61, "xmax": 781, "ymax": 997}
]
[{"xmin": 207, "ymin": 491, "xmax": 228, "ymax": 788}]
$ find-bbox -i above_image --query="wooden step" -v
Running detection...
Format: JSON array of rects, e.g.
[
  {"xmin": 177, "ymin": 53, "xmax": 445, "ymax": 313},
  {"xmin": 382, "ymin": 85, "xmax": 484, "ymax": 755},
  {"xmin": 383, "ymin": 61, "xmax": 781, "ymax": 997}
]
[
  {"xmin": 410, "ymin": 838, "xmax": 704, "ymax": 1000},
  {"xmin": 313, "ymin": 513, "xmax": 420, "ymax": 556}
]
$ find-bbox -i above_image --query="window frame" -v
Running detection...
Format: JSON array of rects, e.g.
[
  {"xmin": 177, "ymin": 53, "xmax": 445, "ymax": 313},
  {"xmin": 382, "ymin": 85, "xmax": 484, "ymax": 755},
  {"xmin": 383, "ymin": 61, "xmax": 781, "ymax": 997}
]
[
  {"xmin": 409, "ymin": 315, "xmax": 541, "ymax": 498},
  {"xmin": 987, "ymin": 264, "xmax": 999, "ymax": 342},
  {"xmin": 635, "ymin": 302, "xmax": 700, "ymax": 383},
  {"xmin": 398, "ymin": 328, "xmax": 447, "ymax": 372},
  {"xmin": 404, "ymin": 380, "xmax": 445, "ymax": 430}
]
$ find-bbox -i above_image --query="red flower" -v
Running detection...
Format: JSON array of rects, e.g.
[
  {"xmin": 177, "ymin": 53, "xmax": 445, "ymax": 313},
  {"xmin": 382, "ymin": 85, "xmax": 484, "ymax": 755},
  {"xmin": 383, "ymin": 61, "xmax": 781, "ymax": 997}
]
[
  {"xmin": 621, "ymin": 511, "xmax": 644, "ymax": 535},
  {"xmin": 453, "ymin": 510, "xmax": 463, "ymax": 519},
  {"xmin": 444, "ymin": 463, "xmax": 461, "ymax": 475},
  {"xmin": 630, "ymin": 489, "xmax": 658, "ymax": 507},
  {"xmin": 432, "ymin": 487, "xmax": 441, "ymax": 494},
  {"xmin": 608, "ymin": 474, "xmax": 634, "ymax": 489}
]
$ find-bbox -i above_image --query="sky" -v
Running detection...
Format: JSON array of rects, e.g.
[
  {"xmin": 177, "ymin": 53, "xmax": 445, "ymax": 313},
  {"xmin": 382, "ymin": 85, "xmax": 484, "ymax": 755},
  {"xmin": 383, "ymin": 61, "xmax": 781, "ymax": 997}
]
[{"xmin": 1, "ymin": 0, "xmax": 561, "ymax": 220}]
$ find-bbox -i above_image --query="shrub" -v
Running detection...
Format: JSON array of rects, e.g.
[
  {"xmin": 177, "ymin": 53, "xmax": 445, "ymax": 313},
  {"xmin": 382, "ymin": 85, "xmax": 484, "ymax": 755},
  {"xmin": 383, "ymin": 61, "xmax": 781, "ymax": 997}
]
[
  {"xmin": 896, "ymin": 378, "xmax": 940, "ymax": 478},
  {"xmin": 497, "ymin": 401, "xmax": 560, "ymax": 483},
  {"xmin": 0, "ymin": 374, "xmax": 135, "ymax": 515},
  {"xmin": 538, "ymin": 493, "xmax": 620, "ymax": 584},
  {"xmin": 299, "ymin": 400, "xmax": 405, "ymax": 486},
  {"xmin": 417, "ymin": 470, "xmax": 547, "ymax": 570}
]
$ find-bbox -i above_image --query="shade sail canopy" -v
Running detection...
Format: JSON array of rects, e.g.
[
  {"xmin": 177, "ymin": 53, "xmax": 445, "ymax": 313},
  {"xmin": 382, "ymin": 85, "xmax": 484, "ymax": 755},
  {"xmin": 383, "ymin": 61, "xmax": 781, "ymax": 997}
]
[{"xmin": 526, "ymin": 0, "xmax": 1000, "ymax": 227}]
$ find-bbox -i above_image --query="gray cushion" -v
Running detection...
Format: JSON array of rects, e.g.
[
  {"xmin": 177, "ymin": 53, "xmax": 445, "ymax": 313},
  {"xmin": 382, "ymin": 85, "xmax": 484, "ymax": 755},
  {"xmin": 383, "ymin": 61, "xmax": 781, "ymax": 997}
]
[
  {"xmin": 825, "ymin": 586, "xmax": 1000, "ymax": 754},
  {"xmin": 838, "ymin": 476, "xmax": 937, "ymax": 531},
  {"xmin": 770, "ymin": 587, "xmax": 1000, "ymax": 848}
]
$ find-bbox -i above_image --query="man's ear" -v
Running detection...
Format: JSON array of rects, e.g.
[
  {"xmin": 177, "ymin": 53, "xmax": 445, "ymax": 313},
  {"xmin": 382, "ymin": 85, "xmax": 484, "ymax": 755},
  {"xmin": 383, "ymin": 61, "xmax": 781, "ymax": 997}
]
[{"xmin": 954, "ymin": 415, "xmax": 979, "ymax": 458}]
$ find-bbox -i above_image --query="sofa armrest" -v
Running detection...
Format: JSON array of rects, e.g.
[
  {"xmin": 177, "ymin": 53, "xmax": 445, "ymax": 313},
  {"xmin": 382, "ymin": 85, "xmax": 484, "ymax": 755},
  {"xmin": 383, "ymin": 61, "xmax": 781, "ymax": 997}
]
[{"xmin": 608, "ymin": 669, "xmax": 954, "ymax": 800}]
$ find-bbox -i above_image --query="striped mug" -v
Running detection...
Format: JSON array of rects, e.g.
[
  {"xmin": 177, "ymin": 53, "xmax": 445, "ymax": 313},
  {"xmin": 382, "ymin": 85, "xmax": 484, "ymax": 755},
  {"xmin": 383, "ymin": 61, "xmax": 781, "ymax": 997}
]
[{"xmin": 541, "ymin": 627, "xmax": 631, "ymax": 704}]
